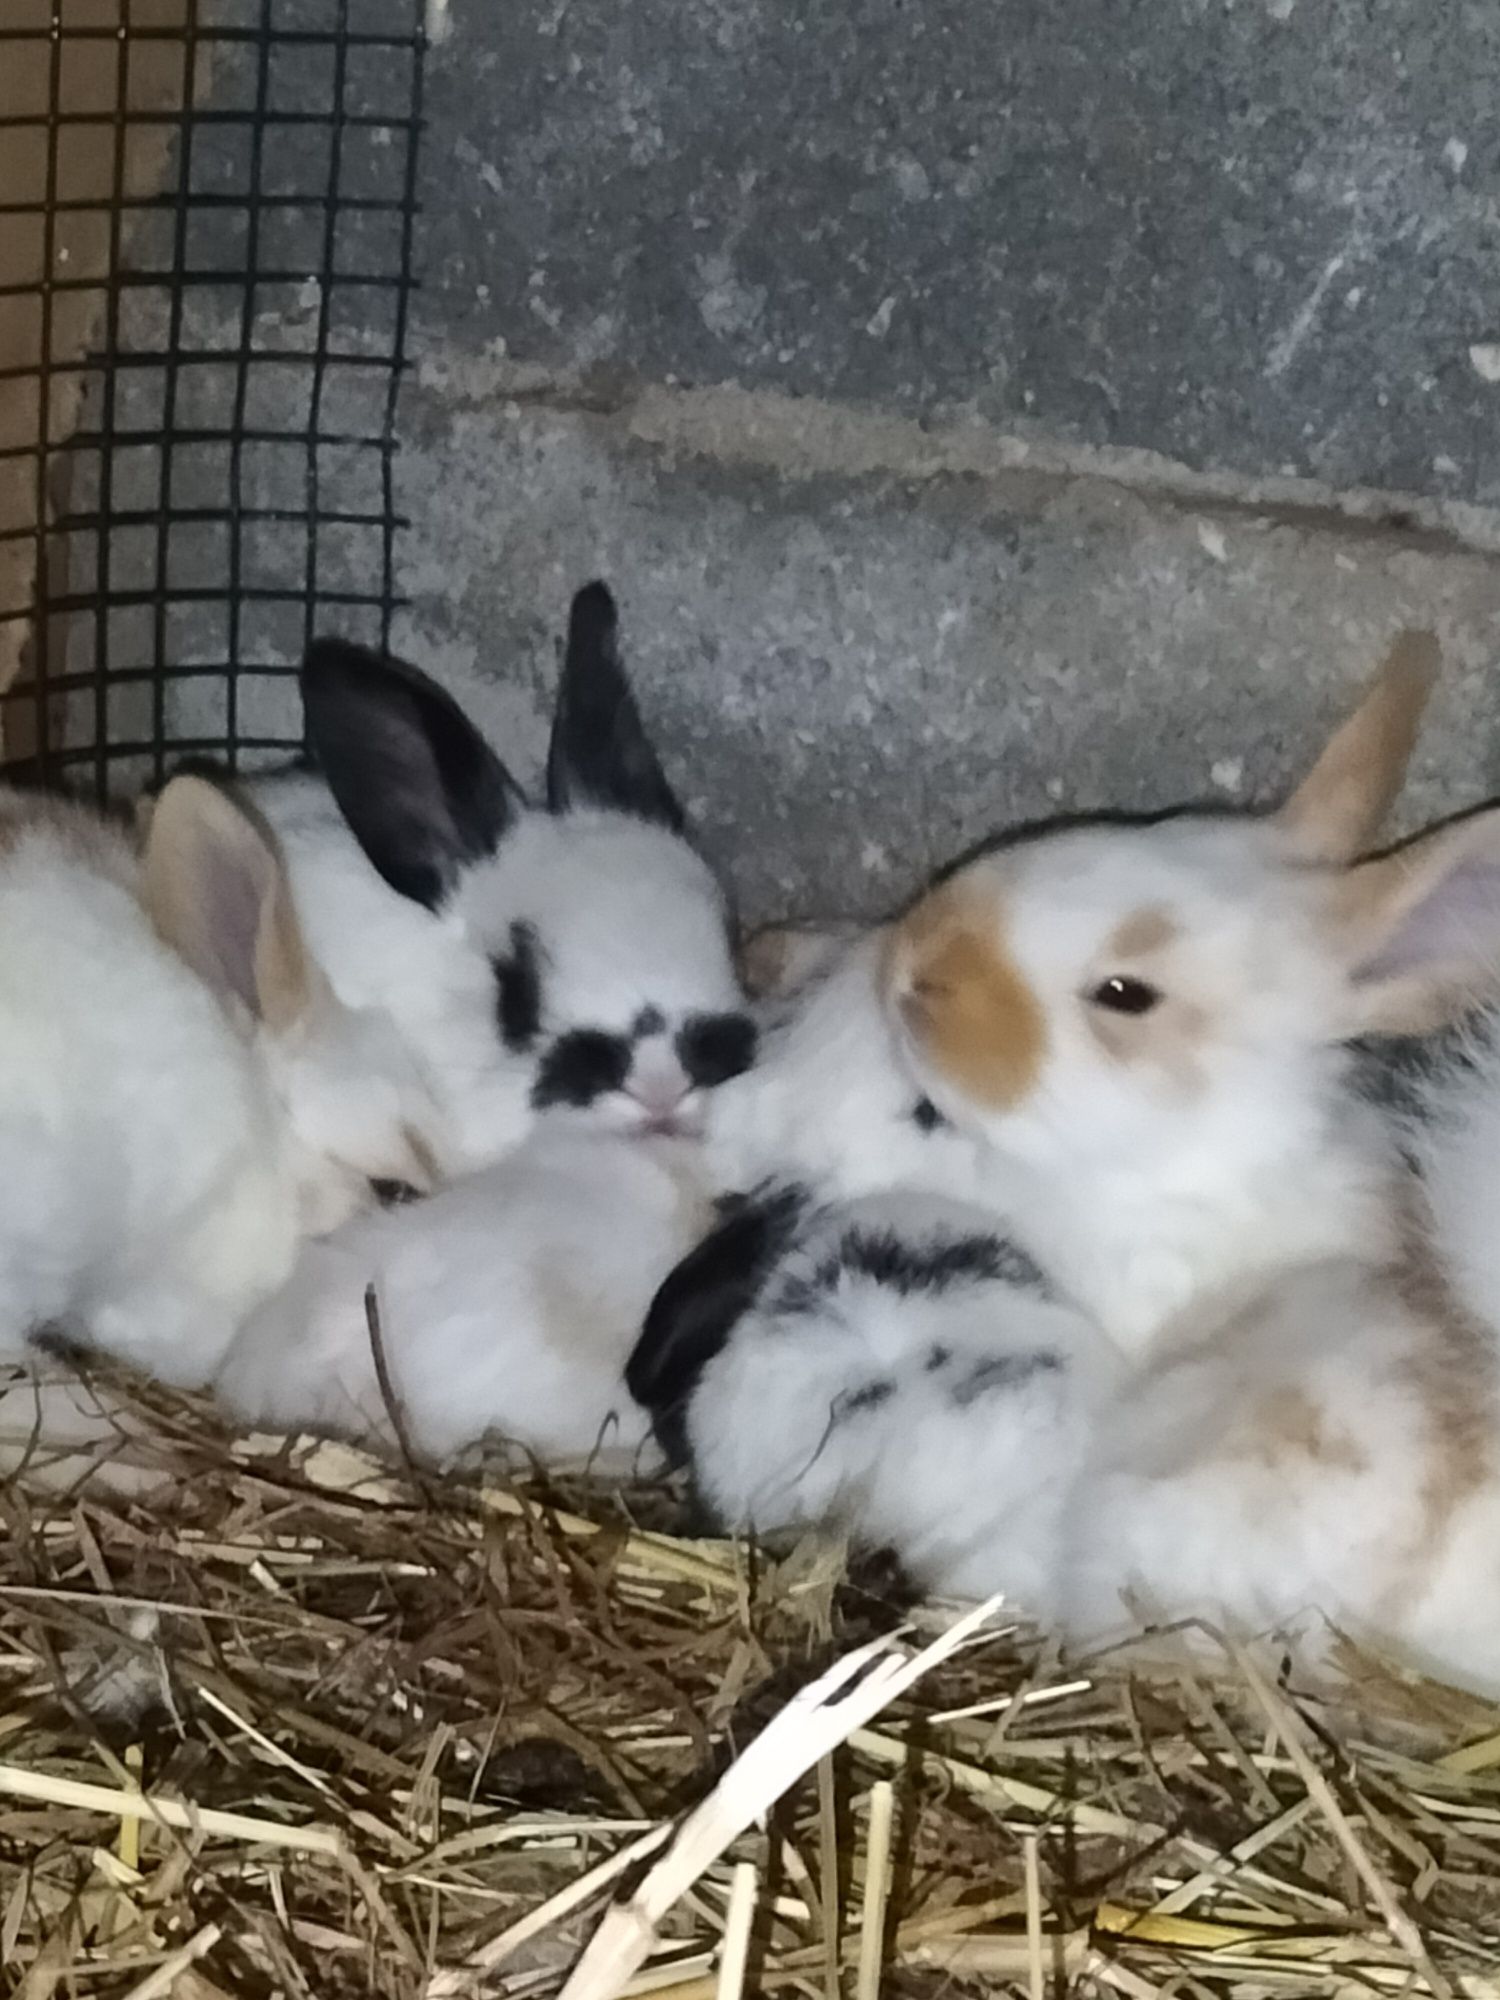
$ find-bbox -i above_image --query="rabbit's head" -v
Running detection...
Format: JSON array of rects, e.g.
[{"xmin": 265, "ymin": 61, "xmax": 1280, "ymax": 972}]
[
  {"xmin": 301, "ymin": 585, "xmax": 754, "ymax": 1141},
  {"xmin": 880, "ymin": 633, "xmax": 1500, "ymax": 1305},
  {"xmin": 144, "ymin": 775, "xmax": 442, "ymax": 1234}
]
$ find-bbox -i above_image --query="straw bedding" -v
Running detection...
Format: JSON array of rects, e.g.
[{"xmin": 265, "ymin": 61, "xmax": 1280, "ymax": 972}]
[{"xmin": 3, "ymin": 1361, "xmax": 1500, "ymax": 2000}]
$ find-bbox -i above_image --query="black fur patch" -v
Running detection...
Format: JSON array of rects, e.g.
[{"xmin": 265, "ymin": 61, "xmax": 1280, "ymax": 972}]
[
  {"xmin": 778, "ymin": 1227, "xmax": 1050, "ymax": 1314},
  {"xmin": 302, "ymin": 636, "xmax": 523, "ymax": 910},
  {"xmin": 949, "ymin": 1350, "xmax": 1063, "ymax": 1407},
  {"xmin": 837, "ymin": 1377, "xmax": 897, "ymax": 1418},
  {"xmin": 627, "ymin": 1181, "xmax": 812, "ymax": 1463},
  {"xmin": 677, "ymin": 1011, "xmax": 759, "ymax": 1089},
  {"xmin": 633, "ymin": 1004, "xmax": 667, "ymax": 1039},
  {"xmin": 492, "ymin": 921, "xmax": 543, "ymax": 1052},
  {"xmin": 911, "ymin": 1096, "xmax": 948, "ymax": 1133},
  {"xmin": 547, "ymin": 582, "xmax": 686, "ymax": 831},
  {"xmin": 530, "ymin": 1028, "xmax": 632, "ymax": 1109}
]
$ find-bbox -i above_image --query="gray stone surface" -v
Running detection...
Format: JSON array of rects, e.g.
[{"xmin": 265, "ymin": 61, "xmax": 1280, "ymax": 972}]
[
  {"xmin": 417, "ymin": 0, "xmax": 1500, "ymax": 501},
  {"xmin": 392, "ymin": 379, "xmax": 1500, "ymax": 924}
]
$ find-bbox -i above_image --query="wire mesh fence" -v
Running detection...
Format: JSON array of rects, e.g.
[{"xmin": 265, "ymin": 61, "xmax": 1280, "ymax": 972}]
[{"xmin": 0, "ymin": 0, "xmax": 426, "ymax": 796}]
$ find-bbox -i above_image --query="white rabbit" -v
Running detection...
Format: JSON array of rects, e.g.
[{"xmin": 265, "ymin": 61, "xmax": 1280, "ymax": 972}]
[
  {"xmin": 248, "ymin": 584, "xmax": 755, "ymax": 1177},
  {"xmin": 636, "ymin": 633, "xmax": 1500, "ymax": 1693},
  {"xmin": 0, "ymin": 778, "xmax": 437, "ymax": 1389},
  {"xmin": 216, "ymin": 1123, "xmax": 712, "ymax": 1465}
]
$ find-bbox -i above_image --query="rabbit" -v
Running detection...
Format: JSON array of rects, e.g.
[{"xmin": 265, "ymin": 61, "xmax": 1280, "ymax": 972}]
[
  {"xmin": 216, "ymin": 1121, "xmax": 714, "ymax": 1465},
  {"xmin": 247, "ymin": 584, "xmax": 756, "ymax": 1178},
  {"xmin": 0, "ymin": 777, "xmax": 438, "ymax": 1390},
  {"xmin": 634, "ymin": 631, "xmax": 1500, "ymax": 1692},
  {"xmin": 630, "ymin": 1182, "xmax": 1120, "ymax": 1613},
  {"xmin": 214, "ymin": 895, "xmax": 991, "ymax": 1463}
]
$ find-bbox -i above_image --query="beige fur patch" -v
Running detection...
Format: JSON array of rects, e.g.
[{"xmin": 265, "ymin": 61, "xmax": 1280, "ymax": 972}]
[{"xmin": 887, "ymin": 885, "xmax": 1047, "ymax": 1108}]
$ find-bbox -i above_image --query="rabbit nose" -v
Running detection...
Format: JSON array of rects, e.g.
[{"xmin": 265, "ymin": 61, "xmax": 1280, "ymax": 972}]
[{"xmin": 625, "ymin": 1054, "xmax": 694, "ymax": 1122}]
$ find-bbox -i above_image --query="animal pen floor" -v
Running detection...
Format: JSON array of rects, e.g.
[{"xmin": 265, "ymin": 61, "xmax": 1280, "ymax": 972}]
[{"xmin": 3, "ymin": 1368, "xmax": 1500, "ymax": 2000}]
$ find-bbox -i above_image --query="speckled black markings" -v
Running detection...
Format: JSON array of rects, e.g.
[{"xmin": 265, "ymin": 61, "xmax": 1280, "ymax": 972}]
[
  {"xmin": 778, "ymin": 1226, "xmax": 1051, "ymax": 1316},
  {"xmin": 530, "ymin": 1029, "xmax": 632, "ymax": 1109},
  {"xmin": 948, "ymin": 1350, "xmax": 1063, "ymax": 1407},
  {"xmin": 837, "ymin": 1377, "xmax": 897, "ymax": 1417},
  {"xmin": 493, "ymin": 921, "xmax": 544, "ymax": 1052}
]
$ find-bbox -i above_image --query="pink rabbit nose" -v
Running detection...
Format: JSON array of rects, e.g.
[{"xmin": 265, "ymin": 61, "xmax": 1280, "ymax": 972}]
[{"xmin": 625, "ymin": 1057, "xmax": 696, "ymax": 1132}]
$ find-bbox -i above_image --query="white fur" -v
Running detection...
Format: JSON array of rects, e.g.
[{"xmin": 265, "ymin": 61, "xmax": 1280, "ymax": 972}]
[
  {"xmin": 0, "ymin": 793, "xmax": 437, "ymax": 1386},
  {"xmin": 253, "ymin": 773, "xmax": 743, "ymax": 1173},
  {"xmin": 1406, "ymin": 1024, "xmax": 1500, "ymax": 1340},
  {"xmin": 217, "ymin": 1127, "xmax": 711, "ymax": 1463},
  {"xmin": 704, "ymin": 934, "xmax": 1006, "ymax": 1204},
  {"xmin": 893, "ymin": 820, "xmax": 1397, "ymax": 1354},
  {"xmin": 688, "ymin": 1192, "xmax": 1119, "ymax": 1617}
]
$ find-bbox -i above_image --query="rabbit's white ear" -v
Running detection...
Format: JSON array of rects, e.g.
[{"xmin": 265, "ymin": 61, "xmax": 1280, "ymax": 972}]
[
  {"xmin": 1326, "ymin": 803, "xmax": 1500, "ymax": 1036},
  {"xmin": 144, "ymin": 774, "xmax": 325, "ymax": 1034},
  {"xmin": 1276, "ymin": 630, "xmax": 1439, "ymax": 863}
]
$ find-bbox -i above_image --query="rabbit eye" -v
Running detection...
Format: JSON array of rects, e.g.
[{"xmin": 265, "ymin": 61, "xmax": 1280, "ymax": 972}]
[{"xmin": 1088, "ymin": 975, "xmax": 1161, "ymax": 1017}]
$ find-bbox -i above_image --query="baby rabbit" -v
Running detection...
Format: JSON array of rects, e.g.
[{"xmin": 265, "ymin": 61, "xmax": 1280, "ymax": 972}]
[
  {"xmin": 250, "ymin": 584, "xmax": 755, "ymax": 1176},
  {"xmin": 215, "ymin": 883, "xmax": 1000, "ymax": 1462},
  {"xmin": 0, "ymin": 777, "xmax": 436, "ymax": 1389},
  {"xmin": 217, "ymin": 1123, "xmax": 709, "ymax": 1464},
  {"xmin": 633, "ymin": 634, "xmax": 1500, "ymax": 1694}
]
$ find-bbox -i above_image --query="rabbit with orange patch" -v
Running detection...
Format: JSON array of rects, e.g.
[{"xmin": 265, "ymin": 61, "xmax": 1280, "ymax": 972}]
[{"xmin": 635, "ymin": 634, "xmax": 1500, "ymax": 1692}]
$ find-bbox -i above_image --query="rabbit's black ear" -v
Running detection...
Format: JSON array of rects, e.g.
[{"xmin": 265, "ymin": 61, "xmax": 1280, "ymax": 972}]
[
  {"xmin": 303, "ymin": 639, "xmax": 525, "ymax": 911},
  {"xmin": 627, "ymin": 1182, "xmax": 809, "ymax": 1463},
  {"xmin": 547, "ymin": 582, "xmax": 685, "ymax": 832}
]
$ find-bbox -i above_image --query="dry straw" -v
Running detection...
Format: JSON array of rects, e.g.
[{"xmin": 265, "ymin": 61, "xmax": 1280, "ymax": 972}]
[{"xmin": 3, "ymin": 1357, "xmax": 1500, "ymax": 1999}]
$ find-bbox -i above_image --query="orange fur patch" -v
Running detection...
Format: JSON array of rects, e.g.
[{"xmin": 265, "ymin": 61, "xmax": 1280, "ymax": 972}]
[{"xmin": 888, "ymin": 887, "xmax": 1047, "ymax": 1108}]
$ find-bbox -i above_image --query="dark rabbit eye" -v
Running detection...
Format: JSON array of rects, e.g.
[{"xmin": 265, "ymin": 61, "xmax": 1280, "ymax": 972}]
[{"xmin": 1088, "ymin": 975, "xmax": 1162, "ymax": 1017}]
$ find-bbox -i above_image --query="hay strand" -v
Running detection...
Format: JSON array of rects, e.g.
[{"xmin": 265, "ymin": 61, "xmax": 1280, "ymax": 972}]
[{"xmin": 2, "ymin": 1364, "xmax": 1499, "ymax": 2000}]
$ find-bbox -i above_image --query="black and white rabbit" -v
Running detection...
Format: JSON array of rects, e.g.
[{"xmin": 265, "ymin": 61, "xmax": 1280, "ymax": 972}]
[{"xmin": 249, "ymin": 584, "xmax": 757, "ymax": 1176}]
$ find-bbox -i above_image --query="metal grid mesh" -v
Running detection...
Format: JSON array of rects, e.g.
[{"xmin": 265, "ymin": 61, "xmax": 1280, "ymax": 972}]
[{"xmin": 0, "ymin": 0, "xmax": 425, "ymax": 795}]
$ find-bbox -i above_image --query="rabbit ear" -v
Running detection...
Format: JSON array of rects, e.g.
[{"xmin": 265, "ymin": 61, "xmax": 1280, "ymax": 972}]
[
  {"xmin": 1326, "ymin": 803, "xmax": 1500, "ymax": 1036},
  {"xmin": 626, "ymin": 1183, "xmax": 809, "ymax": 1460},
  {"xmin": 144, "ymin": 775, "xmax": 326, "ymax": 1035},
  {"xmin": 302, "ymin": 638, "xmax": 525, "ymax": 910},
  {"xmin": 1275, "ymin": 630, "xmax": 1439, "ymax": 863},
  {"xmin": 547, "ymin": 582, "xmax": 686, "ymax": 831}
]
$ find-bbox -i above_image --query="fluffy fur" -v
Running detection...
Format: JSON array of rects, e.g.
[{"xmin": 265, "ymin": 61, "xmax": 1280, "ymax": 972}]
[
  {"xmin": 0, "ymin": 784, "xmax": 437, "ymax": 1386},
  {"xmin": 644, "ymin": 635, "xmax": 1500, "ymax": 1692},
  {"xmin": 217, "ymin": 1127, "xmax": 712, "ymax": 1463}
]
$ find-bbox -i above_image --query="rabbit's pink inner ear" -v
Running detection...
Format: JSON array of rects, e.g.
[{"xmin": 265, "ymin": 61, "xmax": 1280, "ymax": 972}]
[
  {"xmin": 1327, "ymin": 804, "xmax": 1500, "ymax": 1037},
  {"xmin": 144, "ymin": 774, "xmax": 320, "ymax": 1034},
  {"xmin": 1275, "ymin": 629, "xmax": 1440, "ymax": 864}
]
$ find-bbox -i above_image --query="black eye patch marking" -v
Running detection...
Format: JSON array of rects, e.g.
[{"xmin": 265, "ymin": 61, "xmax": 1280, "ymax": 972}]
[
  {"xmin": 677, "ymin": 1011, "xmax": 759, "ymax": 1090},
  {"xmin": 911, "ymin": 1096, "xmax": 947, "ymax": 1133},
  {"xmin": 633, "ymin": 1004, "xmax": 667, "ymax": 1039},
  {"xmin": 531, "ymin": 1029, "xmax": 632, "ymax": 1109},
  {"xmin": 492, "ymin": 921, "xmax": 543, "ymax": 1052},
  {"xmin": 949, "ymin": 1350, "xmax": 1063, "ymax": 1407}
]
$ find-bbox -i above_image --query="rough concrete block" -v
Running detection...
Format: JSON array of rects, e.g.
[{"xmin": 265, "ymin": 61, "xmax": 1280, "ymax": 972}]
[
  {"xmin": 418, "ymin": 0, "xmax": 1500, "ymax": 503},
  {"xmin": 394, "ymin": 376, "xmax": 1500, "ymax": 922}
]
